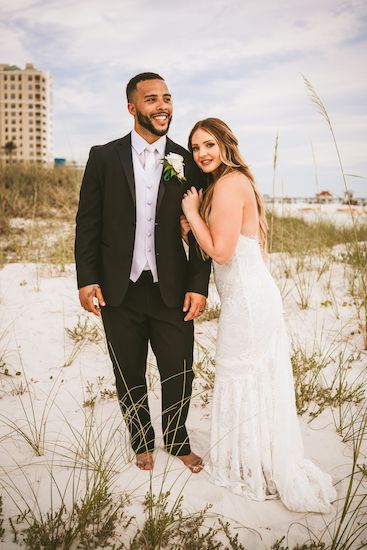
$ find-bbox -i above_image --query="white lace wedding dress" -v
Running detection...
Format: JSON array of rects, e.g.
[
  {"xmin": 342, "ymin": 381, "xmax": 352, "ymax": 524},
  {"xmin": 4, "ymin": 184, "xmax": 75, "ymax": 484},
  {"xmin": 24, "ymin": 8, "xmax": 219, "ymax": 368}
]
[{"xmin": 206, "ymin": 234, "xmax": 337, "ymax": 513}]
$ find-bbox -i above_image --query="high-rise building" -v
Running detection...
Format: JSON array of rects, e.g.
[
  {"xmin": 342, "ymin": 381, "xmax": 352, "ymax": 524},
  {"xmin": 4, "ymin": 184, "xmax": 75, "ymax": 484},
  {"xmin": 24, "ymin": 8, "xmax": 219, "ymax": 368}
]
[{"xmin": 0, "ymin": 63, "xmax": 53, "ymax": 164}]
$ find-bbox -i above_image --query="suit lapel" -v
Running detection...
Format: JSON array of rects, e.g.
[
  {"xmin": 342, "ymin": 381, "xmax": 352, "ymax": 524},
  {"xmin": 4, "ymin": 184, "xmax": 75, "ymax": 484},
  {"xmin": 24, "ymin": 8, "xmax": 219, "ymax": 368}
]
[
  {"xmin": 156, "ymin": 137, "xmax": 175, "ymax": 214},
  {"xmin": 116, "ymin": 133, "xmax": 136, "ymax": 205},
  {"xmin": 116, "ymin": 134, "xmax": 178, "ymax": 213}
]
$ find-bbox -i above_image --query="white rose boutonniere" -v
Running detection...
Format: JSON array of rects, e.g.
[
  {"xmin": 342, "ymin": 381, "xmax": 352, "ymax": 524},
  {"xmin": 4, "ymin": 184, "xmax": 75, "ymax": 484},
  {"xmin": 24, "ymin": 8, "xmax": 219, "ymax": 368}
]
[{"xmin": 162, "ymin": 152, "xmax": 186, "ymax": 183}]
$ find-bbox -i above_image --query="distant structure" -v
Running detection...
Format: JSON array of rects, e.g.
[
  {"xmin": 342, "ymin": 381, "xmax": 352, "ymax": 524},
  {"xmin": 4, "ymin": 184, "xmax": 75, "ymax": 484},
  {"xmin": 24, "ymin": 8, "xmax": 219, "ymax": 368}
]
[
  {"xmin": 54, "ymin": 157, "xmax": 66, "ymax": 166},
  {"xmin": 0, "ymin": 63, "xmax": 53, "ymax": 164},
  {"xmin": 263, "ymin": 191, "xmax": 366, "ymax": 206},
  {"xmin": 315, "ymin": 190, "xmax": 333, "ymax": 203},
  {"xmin": 342, "ymin": 190, "xmax": 359, "ymax": 206}
]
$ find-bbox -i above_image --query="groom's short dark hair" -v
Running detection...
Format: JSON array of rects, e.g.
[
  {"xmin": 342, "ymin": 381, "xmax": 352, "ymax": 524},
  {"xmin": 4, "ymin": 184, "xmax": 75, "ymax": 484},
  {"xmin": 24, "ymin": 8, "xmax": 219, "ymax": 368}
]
[{"xmin": 126, "ymin": 72, "xmax": 164, "ymax": 102}]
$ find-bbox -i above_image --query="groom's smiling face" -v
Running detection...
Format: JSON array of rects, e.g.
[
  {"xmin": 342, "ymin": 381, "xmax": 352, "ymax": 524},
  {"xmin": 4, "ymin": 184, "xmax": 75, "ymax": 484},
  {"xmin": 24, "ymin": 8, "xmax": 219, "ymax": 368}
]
[{"xmin": 128, "ymin": 79, "xmax": 173, "ymax": 140}]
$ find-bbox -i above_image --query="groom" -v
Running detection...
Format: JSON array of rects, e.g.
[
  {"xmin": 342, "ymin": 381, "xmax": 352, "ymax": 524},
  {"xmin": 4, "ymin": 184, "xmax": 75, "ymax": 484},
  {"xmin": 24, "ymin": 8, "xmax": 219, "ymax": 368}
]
[{"xmin": 75, "ymin": 72, "xmax": 211, "ymax": 472}]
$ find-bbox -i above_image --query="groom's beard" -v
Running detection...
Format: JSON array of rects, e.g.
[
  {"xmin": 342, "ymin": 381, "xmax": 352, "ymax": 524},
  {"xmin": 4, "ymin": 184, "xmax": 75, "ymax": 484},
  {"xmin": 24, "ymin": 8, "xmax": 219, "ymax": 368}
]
[{"xmin": 137, "ymin": 111, "xmax": 172, "ymax": 137}]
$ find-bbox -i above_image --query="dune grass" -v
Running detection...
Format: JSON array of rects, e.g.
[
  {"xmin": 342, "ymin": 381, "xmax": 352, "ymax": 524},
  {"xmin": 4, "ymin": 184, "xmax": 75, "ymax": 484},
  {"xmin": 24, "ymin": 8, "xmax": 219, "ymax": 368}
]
[
  {"xmin": 267, "ymin": 214, "xmax": 367, "ymax": 256},
  {"xmin": 0, "ymin": 163, "xmax": 81, "ymax": 222}
]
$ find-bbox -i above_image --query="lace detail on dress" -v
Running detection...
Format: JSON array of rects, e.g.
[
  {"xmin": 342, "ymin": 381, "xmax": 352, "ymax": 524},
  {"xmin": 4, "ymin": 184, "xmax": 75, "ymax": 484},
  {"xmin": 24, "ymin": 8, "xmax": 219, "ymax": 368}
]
[{"xmin": 205, "ymin": 234, "xmax": 337, "ymax": 512}]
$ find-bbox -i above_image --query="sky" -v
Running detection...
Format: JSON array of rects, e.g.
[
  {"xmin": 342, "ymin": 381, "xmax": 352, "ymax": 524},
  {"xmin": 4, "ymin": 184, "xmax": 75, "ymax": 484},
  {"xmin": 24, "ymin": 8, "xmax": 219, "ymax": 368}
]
[{"xmin": 1, "ymin": 0, "xmax": 366, "ymax": 197}]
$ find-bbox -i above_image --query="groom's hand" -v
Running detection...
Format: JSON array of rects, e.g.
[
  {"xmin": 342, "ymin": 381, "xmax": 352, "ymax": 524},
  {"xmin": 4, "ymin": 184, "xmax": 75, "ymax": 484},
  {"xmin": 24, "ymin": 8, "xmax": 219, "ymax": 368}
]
[
  {"xmin": 183, "ymin": 292, "xmax": 206, "ymax": 321},
  {"xmin": 79, "ymin": 284, "xmax": 106, "ymax": 316},
  {"xmin": 180, "ymin": 215, "xmax": 191, "ymax": 245}
]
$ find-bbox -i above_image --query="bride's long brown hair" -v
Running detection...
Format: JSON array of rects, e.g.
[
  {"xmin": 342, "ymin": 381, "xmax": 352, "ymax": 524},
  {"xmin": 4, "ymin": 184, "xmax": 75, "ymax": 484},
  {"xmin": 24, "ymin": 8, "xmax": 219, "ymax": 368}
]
[{"xmin": 188, "ymin": 118, "xmax": 268, "ymax": 251}]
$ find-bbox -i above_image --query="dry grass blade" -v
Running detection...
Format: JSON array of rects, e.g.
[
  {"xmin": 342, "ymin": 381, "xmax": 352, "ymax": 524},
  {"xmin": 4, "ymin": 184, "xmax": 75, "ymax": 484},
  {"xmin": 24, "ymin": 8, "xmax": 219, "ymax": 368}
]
[
  {"xmin": 302, "ymin": 75, "xmax": 357, "ymax": 235},
  {"xmin": 269, "ymin": 129, "xmax": 279, "ymax": 254}
]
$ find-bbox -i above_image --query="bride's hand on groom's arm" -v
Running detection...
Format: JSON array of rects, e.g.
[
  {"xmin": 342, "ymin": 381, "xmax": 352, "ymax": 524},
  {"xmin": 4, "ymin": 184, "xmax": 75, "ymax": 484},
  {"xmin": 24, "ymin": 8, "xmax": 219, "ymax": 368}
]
[
  {"xmin": 79, "ymin": 284, "xmax": 106, "ymax": 316},
  {"xmin": 182, "ymin": 187, "xmax": 202, "ymax": 218},
  {"xmin": 183, "ymin": 292, "xmax": 206, "ymax": 321}
]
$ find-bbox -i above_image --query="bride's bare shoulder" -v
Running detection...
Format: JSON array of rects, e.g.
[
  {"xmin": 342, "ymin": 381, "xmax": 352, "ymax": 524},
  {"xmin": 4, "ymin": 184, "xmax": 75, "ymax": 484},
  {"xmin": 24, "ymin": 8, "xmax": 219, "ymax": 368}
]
[{"xmin": 215, "ymin": 170, "xmax": 251, "ymax": 194}]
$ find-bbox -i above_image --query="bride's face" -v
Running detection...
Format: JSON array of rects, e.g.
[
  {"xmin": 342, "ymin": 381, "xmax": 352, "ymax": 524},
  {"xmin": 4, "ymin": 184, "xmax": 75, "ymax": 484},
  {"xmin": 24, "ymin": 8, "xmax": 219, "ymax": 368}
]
[{"xmin": 191, "ymin": 128, "xmax": 222, "ymax": 173}]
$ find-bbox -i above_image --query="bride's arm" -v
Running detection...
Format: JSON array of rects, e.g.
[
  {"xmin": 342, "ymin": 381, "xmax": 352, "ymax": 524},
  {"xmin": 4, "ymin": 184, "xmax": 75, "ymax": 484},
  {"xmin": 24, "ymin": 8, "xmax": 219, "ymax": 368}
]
[{"xmin": 182, "ymin": 173, "xmax": 245, "ymax": 264}]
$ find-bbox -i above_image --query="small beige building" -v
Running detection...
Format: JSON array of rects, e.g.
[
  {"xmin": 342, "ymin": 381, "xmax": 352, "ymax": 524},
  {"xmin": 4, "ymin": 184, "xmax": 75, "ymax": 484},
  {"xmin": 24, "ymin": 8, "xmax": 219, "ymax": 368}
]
[{"xmin": 0, "ymin": 63, "xmax": 53, "ymax": 164}]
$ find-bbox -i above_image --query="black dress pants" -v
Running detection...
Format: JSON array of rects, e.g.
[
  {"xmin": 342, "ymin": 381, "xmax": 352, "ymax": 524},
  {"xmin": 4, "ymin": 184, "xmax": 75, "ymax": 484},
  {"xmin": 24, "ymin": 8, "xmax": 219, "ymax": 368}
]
[{"xmin": 101, "ymin": 271, "xmax": 194, "ymax": 456}]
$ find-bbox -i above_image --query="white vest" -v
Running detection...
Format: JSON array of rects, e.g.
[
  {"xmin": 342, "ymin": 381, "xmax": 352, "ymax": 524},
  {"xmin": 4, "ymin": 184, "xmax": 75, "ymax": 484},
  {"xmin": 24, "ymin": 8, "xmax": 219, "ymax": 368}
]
[{"xmin": 129, "ymin": 140, "xmax": 164, "ymax": 282}]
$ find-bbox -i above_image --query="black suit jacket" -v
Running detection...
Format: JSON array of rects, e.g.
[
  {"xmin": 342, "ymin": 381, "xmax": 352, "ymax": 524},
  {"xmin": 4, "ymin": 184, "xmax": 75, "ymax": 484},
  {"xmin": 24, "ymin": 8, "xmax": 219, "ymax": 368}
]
[{"xmin": 75, "ymin": 132, "xmax": 211, "ymax": 307}]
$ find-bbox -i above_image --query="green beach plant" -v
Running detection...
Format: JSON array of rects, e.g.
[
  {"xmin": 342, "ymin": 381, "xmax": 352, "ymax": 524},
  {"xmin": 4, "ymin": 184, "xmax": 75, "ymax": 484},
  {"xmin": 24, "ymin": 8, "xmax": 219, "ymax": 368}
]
[
  {"xmin": 0, "ymin": 356, "xmax": 62, "ymax": 456},
  {"xmin": 64, "ymin": 315, "xmax": 106, "ymax": 368}
]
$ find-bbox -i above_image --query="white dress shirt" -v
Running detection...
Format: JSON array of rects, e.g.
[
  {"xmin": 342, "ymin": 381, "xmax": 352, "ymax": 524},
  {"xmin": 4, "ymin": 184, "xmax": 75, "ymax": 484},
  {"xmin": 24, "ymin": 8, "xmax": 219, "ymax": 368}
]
[{"xmin": 130, "ymin": 129, "xmax": 166, "ymax": 283}]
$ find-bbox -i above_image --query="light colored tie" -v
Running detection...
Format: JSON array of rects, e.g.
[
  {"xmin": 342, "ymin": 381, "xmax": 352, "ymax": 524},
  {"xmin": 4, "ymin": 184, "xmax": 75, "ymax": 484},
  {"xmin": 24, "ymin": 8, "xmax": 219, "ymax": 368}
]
[{"xmin": 144, "ymin": 146, "xmax": 156, "ymax": 172}]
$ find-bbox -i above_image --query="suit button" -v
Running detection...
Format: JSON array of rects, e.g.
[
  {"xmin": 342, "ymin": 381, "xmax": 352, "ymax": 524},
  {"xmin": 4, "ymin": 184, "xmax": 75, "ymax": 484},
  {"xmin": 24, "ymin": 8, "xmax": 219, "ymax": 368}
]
[{"xmin": 156, "ymin": 252, "xmax": 160, "ymax": 256}]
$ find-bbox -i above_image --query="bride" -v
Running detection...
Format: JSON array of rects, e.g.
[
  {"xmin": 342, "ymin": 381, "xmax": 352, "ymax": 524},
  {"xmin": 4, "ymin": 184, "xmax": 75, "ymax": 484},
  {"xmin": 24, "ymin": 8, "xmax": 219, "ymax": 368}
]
[{"xmin": 181, "ymin": 118, "xmax": 336, "ymax": 513}]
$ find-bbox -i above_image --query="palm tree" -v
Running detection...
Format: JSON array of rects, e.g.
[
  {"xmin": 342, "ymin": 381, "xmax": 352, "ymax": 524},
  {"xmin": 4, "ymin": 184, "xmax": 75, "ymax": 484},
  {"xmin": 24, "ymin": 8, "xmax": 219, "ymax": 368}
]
[{"xmin": 2, "ymin": 140, "xmax": 17, "ymax": 163}]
